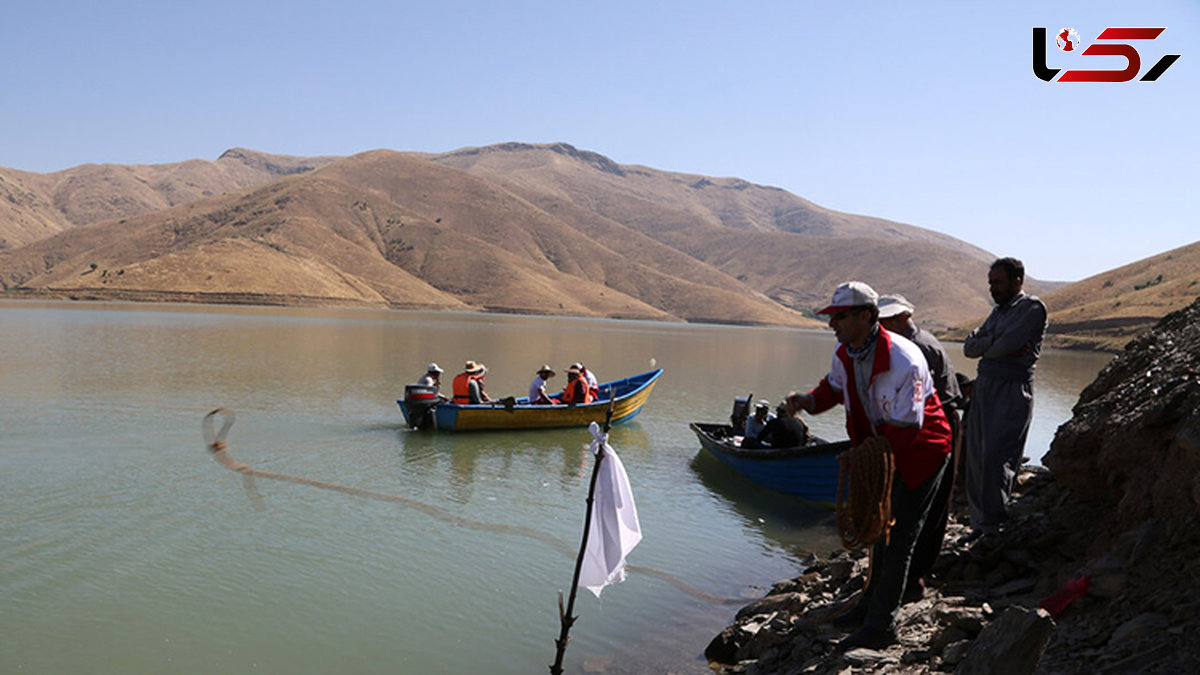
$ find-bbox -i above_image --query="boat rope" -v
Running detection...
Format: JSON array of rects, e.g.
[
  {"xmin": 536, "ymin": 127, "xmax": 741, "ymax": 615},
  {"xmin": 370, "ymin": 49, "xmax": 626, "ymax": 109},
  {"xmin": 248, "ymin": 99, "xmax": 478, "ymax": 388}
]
[
  {"xmin": 834, "ymin": 436, "xmax": 895, "ymax": 551},
  {"xmin": 201, "ymin": 409, "xmax": 741, "ymax": 606}
]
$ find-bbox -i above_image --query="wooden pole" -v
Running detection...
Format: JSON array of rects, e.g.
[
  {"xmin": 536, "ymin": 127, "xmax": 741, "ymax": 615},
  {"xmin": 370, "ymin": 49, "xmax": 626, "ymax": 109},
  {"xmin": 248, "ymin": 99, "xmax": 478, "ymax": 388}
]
[{"xmin": 550, "ymin": 391, "xmax": 616, "ymax": 674}]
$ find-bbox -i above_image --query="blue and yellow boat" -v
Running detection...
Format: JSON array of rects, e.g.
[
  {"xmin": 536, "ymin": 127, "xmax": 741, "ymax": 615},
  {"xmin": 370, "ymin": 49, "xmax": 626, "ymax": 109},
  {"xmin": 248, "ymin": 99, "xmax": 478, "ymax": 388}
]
[{"xmin": 399, "ymin": 369, "xmax": 663, "ymax": 431}]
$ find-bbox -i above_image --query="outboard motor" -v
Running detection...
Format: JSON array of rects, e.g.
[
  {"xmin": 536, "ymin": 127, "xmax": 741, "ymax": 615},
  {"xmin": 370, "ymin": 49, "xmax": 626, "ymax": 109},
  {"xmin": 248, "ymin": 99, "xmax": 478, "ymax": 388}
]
[
  {"xmin": 403, "ymin": 384, "xmax": 440, "ymax": 430},
  {"xmin": 730, "ymin": 394, "xmax": 753, "ymax": 435}
]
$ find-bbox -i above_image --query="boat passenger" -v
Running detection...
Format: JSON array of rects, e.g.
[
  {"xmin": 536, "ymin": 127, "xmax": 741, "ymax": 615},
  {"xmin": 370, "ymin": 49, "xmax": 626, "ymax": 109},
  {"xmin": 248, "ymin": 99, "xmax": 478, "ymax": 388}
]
[
  {"xmin": 560, "ymin": 365, "xmax": 594, "ymax": 405},
  {"xmin": 754, "ymin": 404, "xmax": 811, "ymax": 448},
  {"xmin": 417, "ymin": 362, "xmax": 450, "ymax": 402},
  {"xmin": 452, "ymin": 361, "xmax": 492, "ymax": 404},
  {"xmin": 570, "ymin": 362, "xmax": 600, "ymax": 399},
  {"xmin": 528, "ymin": 365, "xmax": 557, "ymax": 405},
  {"xmin": 743, "ymin": 400, "xmax": 774, "ymax": 441}
]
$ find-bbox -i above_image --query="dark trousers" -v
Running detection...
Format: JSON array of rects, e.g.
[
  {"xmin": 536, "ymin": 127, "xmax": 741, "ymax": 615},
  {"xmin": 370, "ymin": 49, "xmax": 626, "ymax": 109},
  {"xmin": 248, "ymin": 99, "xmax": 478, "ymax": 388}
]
[
  {"xmin": 907, "ymin": 410, "xmax": 960, "ymax": 586},
  {"xmin": 861, "ymin": 456, "xmax": 948, "ymax": 631}
]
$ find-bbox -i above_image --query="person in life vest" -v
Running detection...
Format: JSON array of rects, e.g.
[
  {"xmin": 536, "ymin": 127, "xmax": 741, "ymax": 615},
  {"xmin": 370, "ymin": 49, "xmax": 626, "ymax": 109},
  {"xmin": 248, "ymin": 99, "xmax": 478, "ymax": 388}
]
[
  {"xmin": 786, "ymin": 281, "xmax": 952, "ymax": 651},
  {"xmin": 452, "ymin": 361, "xmax": 492, "ymax": 404},
  {"xmin": 560, "ymin": 365, "xmax": 595, "ymax": 405},
  {"xmin": 569, "ymin": 362, "xmax": 601, "ymax": 399}
]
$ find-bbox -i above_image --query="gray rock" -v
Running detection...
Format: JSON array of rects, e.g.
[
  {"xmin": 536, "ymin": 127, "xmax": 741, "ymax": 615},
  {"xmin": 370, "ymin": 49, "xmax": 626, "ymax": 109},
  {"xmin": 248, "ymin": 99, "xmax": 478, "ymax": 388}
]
[
  {"xmin": 990, "ymin": 577, "xmax": 1037, "ymax": 597},
  {"xmin": 1110, "ymin": 612, "xmax": 1168, "ymax": 644},
  {"xmin": 955, "ymin": 606, "xmax": 1054, "ymax": 675},
  {"xmin": 942, "ymin": 639, "xmax": 972, "ymax": 666}
]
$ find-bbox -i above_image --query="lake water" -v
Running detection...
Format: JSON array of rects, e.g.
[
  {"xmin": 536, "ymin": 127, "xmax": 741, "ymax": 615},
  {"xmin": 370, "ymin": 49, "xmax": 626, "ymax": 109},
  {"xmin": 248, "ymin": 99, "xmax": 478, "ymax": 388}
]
[{"xmin": 0, "ymin": 301, "xmax": 1111, "ymax": 674}]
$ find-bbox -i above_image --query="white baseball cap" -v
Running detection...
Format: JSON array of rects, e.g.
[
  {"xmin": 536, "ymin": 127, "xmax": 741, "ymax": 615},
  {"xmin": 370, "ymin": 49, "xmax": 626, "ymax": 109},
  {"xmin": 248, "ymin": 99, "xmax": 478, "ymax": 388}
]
[
  {"xmin": 816, "ymin": 281, "xmax": 878, "ymax": 315},
  {"xmin": 877, "ymin": 294, "xmax": 916, "ymax": 319}
]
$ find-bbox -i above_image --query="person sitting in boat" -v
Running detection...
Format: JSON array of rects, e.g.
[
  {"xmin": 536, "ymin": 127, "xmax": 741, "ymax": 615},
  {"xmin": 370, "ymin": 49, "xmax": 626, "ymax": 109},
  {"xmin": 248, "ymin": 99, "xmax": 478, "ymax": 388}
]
[
  {"xmin": 560, "ymin": 365, "xmax": 595, "ymax": 405},
  {"xmin": 743, "ymin": 400, "xmax": 775, "ymax": 441},
  {"xmin": 417, "ymin": 362, "xmax": 450, "ymax": 402},
  {"xmin": 570, "ymin": 362, "xmax": 601, "ymax": 399},
  {"xmin": 452, "ymin": 361, "xmax": 492, "ymax": 404},
  {"xmin": 763, "ymin": 404, "xmax": 812, "ymax": 447},
  {"xmin": 528, "ymin": 365, "xmax": 558, "ymax": 405},
  {"xmin": 745, "ymin": 404, "xmax": 811, "ymax": 449}
]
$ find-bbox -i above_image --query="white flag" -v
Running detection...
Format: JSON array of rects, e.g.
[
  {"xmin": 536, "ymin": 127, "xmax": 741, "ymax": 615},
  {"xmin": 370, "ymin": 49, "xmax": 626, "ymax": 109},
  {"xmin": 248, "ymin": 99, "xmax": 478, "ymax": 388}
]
[{"xmin": 579, "ymin": 422, "xmax": 642, "ymax": 597}]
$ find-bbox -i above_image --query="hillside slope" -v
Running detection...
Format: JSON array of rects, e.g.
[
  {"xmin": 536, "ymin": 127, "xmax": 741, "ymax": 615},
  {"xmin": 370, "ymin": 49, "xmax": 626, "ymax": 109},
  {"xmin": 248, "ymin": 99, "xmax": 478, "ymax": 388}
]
[
  {"xmin": 0, "ymin": 151, "xmax": 810, "ymax": 326},
  {"xmin": 0, "ymin": 149, "xmax": 337, "ymax": 250}
]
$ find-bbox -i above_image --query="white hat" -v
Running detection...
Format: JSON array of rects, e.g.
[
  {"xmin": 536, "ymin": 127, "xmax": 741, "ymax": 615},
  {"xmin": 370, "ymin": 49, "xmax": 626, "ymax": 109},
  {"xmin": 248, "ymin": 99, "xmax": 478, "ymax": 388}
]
[
  {"xmin": 426, "ymin": 362, "xmax": 444, "ymax": 373},
  {"xmin": 816, "ymin": 281, "xmax": 878, "ymax": 315},
  {"xmin": 877, "ymin": 294, "xmax": 916, "ymax": 319},
  {"xmin": 755, "ymin": 399, "xmax": 770, "ymax": 409}
]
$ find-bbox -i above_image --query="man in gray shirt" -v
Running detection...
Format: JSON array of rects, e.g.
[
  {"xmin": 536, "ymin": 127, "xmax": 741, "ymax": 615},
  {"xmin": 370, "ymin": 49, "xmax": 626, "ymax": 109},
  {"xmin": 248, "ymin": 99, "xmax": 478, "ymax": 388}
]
[
  {"xmin": 962, "ymin": 257, "xmax": 1048, "ymax": 540},
  {"xmin": 878, "ymin": 294, "xmax": 962, "ymax": 592}
]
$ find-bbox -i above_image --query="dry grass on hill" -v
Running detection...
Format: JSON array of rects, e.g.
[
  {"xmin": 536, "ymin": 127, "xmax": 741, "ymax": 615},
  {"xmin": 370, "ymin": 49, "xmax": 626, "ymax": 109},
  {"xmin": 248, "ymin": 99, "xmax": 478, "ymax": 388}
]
[{"xmin": 3, "ymin": 142, "xmax": 1190, "ymax": 344}]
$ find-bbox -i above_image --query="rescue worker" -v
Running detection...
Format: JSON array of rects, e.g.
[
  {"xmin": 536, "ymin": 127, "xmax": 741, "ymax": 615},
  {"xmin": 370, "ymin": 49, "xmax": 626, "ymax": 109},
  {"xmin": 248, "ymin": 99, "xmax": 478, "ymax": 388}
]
[
  {"xmin": 786, "ymin": 281, "xmax": 952, "ymax": 650},
  {"xmin": 452, "ymin": 361, "xmax": 492, "ymax": 404},
  {"xmin": 560, "ymin": 365, "xmax": 594, "ymax": 405},
  {"xmin": 962, "ymin": 257, "xmax": 1047, "ymax": 541}
]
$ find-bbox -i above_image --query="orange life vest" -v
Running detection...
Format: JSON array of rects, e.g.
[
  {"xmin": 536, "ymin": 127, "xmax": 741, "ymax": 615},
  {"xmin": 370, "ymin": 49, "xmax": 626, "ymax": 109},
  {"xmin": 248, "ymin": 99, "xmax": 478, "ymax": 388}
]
[
  {"xmin": 452, "ymin": 372, "xmax": 486, "ymax": 404},
  {"xmin": 580, "ymin": 367, "xmax": 600, "ymax": 399},
  {"xmin": 561, "ymin": 377, "xmax": 593, "ymax": 405}
]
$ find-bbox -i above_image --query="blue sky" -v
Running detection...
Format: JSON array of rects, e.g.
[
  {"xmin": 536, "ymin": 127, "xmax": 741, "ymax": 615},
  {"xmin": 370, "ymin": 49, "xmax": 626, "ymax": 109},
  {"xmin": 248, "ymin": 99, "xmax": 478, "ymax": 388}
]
[{"xmin": 3, "ymin": 1, "xmax": 1196, "ymax": 281}]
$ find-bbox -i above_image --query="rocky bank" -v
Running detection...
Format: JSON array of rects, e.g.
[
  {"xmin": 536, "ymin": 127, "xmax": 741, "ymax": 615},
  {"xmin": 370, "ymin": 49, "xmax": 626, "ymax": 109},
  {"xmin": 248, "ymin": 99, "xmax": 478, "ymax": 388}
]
[{"xmin": 706, "ymin": 296, "xmax": 1200, "ymax": 674}]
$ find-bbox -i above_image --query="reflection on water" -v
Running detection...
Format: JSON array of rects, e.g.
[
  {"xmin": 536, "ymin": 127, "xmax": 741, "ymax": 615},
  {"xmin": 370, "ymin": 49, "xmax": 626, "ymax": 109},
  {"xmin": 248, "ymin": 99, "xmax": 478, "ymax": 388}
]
[{"xmin": 0, "ymin": 300, "xmax": 1112, "ymax": 674}]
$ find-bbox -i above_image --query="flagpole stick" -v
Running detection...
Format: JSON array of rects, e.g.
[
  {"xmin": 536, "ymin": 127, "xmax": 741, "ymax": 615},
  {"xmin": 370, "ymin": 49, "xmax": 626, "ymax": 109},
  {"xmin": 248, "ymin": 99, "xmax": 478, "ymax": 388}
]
[{"xmin": 550, "ymin": 391, "xmax": 617, "ymax": 675}]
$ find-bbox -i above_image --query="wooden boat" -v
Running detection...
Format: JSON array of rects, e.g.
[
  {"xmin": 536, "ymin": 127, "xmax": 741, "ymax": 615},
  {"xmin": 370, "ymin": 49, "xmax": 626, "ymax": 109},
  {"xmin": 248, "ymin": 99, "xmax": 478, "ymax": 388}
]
[
  {"xmin": 688, "ymin": 422, "xmax": 850, "ymax": 506},
  {"xmin": 399, "ymin": 369, "xmax": 663, "ymax": 431}
]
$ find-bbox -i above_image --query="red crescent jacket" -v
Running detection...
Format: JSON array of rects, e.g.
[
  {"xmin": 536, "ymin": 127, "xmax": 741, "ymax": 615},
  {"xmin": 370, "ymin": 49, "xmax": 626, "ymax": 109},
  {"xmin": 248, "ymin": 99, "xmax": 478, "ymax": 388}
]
[{"xmin": 809, "ymin": 328, "xmax": 952, "ymax": 489}]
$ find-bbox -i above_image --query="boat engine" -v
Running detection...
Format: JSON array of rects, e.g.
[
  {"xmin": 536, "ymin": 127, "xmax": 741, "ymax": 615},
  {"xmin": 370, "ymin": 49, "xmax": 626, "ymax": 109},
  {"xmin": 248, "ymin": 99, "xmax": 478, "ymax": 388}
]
[
  {"xmin": 730, "ymin": 394, "xmax": 752, "ymax": 434},
  {"xmin": 403, "ymin": 384, "xmax": 441, "ymax": 430}
]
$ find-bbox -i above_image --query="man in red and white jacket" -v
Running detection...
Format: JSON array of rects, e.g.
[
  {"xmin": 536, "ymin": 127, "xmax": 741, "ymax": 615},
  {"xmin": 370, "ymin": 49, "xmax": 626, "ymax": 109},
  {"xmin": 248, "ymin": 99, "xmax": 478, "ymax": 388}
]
[{"xmin": 787, "ymin": 281, "xmax": 952, "ymax": 651}]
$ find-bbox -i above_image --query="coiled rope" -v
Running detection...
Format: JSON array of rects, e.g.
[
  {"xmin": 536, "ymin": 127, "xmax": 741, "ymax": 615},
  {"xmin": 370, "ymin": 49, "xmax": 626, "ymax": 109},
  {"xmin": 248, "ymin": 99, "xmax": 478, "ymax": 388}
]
[
  {"xmin": 834, "ymin": 436, "xmax": 895, "ymax": 551},
  {"xmin": 201, "ymin": 408, "xmax": 741, "ymax": 605}
]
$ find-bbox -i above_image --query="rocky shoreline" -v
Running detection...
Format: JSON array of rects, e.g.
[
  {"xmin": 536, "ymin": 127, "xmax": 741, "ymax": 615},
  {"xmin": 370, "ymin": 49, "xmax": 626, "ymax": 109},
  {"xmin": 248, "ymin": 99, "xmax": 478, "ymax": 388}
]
[{"xmin": 706, "ymin": 296, "xmax": 1200, "ymax": 674}]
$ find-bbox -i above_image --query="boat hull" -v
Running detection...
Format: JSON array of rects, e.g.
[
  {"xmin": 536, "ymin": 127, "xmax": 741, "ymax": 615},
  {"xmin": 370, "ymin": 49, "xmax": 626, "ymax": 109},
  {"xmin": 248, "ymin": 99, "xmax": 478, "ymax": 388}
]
[
  {"xmin": 689, "ymin": 422, "xmax": 849, "ymax": 506},
  {"xmin": 399, "ymin": 369, "xmax": 662, "ymax": 431}
]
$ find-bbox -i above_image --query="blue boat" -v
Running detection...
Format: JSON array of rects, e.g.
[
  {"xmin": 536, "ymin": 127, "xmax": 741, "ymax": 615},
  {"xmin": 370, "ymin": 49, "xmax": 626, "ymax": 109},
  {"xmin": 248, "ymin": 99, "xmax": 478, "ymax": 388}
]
[
  {"xmin": 399, "ymin": 369, "xmax": 662, "ymax": 431},
  {"xmin": 689, "ymin": 422, "xmax": 850, "ymax": 507}
]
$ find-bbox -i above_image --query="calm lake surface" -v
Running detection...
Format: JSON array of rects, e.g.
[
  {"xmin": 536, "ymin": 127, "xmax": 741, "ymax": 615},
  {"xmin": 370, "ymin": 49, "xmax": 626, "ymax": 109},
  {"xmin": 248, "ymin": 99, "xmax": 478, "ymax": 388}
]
[{"xmin": 0, "ymin": 301, "xmax": 1111, "ymax": 674}]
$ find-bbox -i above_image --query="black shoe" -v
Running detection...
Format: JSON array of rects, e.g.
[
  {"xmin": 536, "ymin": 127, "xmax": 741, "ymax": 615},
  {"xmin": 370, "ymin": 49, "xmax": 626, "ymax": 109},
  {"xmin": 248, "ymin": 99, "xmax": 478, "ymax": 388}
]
[{"xmin": 838, "ymin": 625, "xmax": 896, "ymax": 651}]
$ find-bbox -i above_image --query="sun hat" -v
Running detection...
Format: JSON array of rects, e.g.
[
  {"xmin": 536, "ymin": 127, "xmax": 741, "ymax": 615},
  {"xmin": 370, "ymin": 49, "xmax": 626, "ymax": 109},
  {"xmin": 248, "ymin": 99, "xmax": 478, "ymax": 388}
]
[
  {"xmin": 816, "ymin": 281, "xmax": 879, "ymax": 315},
  {"xmin": 426, "ymin": 362, "xmax": 444, "ymax": 374},
  {"xmin": 464, "ymin": 360, "xmax": 486, "ymax": 374},
  {"xmin": 537, "ymin": 364, "xmax": 556, "ymax": 376},
  {"xmin": 877, "ymin": 294, "xmax": 916, "ymax": 319}
]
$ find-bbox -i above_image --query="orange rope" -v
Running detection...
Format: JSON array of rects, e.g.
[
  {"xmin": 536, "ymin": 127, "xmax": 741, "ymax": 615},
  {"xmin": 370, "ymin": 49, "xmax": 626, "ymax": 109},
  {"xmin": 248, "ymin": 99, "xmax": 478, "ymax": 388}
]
[{"xmin": 834, "ymin": 436, "xmax": 895, "ymax": 551}]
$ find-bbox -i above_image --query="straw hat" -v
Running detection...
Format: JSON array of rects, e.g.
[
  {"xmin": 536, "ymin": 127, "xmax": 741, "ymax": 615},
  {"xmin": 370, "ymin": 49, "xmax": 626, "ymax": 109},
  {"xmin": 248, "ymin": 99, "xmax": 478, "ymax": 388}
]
[
  {"xmin": 463, "ymin": 360, "xmax": 486, "ymax": 374},
  {"xmin": 537, "ymin": 364, "xmax": 556, "ymax": 377}
]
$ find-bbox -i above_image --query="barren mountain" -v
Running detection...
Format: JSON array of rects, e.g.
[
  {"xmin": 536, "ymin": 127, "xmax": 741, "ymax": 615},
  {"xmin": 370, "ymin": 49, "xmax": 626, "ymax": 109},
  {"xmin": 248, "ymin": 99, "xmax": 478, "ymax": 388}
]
[
  {"xmin": 0, "ymin": 150, "xmax": 808, "ymax": 325},
  {"xmin": 5, "ymin": 142, "xmax": 1187, "ymax": 340},
  {"xmin": 0, "ymin": 149, "xmax": 337, "ymax": 250},
  {"xmin": 1037, "ymin": 241, "xmax": 1200, "ymax": 351}
]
